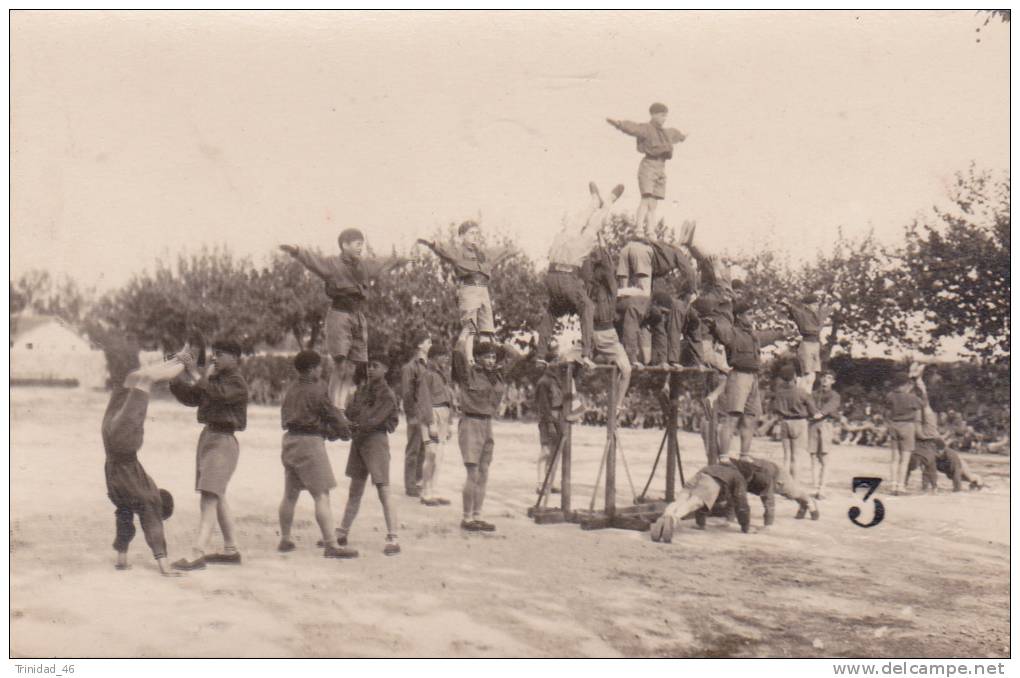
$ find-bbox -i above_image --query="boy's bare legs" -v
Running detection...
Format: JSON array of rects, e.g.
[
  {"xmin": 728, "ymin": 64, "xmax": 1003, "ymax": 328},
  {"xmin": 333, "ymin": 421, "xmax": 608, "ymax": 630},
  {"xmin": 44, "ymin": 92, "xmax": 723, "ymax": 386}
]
[
  {"xmin": 738, "ymin": 415, "xmax": 755, "ymax": 460},
  {"xmin": 156, "ymin": 557, "xmax": 181, "ymax": 576},
  {"xmin": 194, "ymin": 491, "xmax": 219, "ymax": 557},
  {"xmin": 536, "ymin": 444, "xmax": 552, "ymax": 491},
  {"xmin": 473, "ymin": 464, "xmax": 489, "ymax": 520},
  {"xmin": 896, "ymin": 451, "xmax": 911, "ymax": 493},
  {"xmin": 340, "ymin": 477, "xmax": 367, "ymax": 532},
  {"xmin": 814, "ymin": 455, "xmax": 827, "ymax": 497},
  {"xmin": 215, "ymin": 496, "xmax": 238, "ymax": 555},
  {"xmin": 277, "ymin": 480, "xmax": 302, "ymax": 549},
  {"xmin": 889, "ymin": 444, "xmax": 901, "ymax": 494},
  {"xmin": 421, "ymin": 441, "xmax": 437, "ymax": 500},
  {"xmin": 312, "ymin": 492, "xmax": 339, "ymax": 547},
  {"xmin": 717, "ymin": 412, "xmax": 737, "ymax": 462},
  {"xmin": 376, "ymin": 484, "xmax": 397, "ymax": 535},
  {"xmin": 462, "ymin": 464, "xmax": 490, "ymax": 522},
  {"xmin": 782, "ymin": 438, "xmax": 793, "ymax": 477},
  {"xmin": 636, "ymin": 196, "xmax": 658, "ymax": 234},
  {"xmin": 616, "ymin": 361, "xmax": 632, "ymax": 412},
  {"xmin": 460, "ymin": 328, "xmax": 476, "ymax": 365},
  {"xmin": 329, "ymin": 356, "xmax": 357, "ymax": 412}
]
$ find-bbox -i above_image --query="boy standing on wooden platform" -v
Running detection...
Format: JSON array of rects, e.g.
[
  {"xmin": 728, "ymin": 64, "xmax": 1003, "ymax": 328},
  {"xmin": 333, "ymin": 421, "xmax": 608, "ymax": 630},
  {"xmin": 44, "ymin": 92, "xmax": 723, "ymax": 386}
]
[
  {"xmin": 607, "ymin": 102, "xmax": 687, "ymax": 233},
  {"xmin": 337, "ymin": 349, "xmax": 402, "ymax": 556},
  {"xmin": 277, "ymin": 350, "xmax": 359, "ymax": 559},
  {"xmin": 280, "ymin": 229, "xmax": 410, "ymax": 414},
  {"xmin": 103, "ymin": 356, "xmax": 189, "ymax": 576},
  {"xmin": 169, "ymin": 340, "xmax": 249, "ymax": 571},
  {"xmin": 418, "ymin": 221, "xmax": 515, "ymax": 366},
  {"xmin": 538, "ymin": 181, "xmax": 624, "ymax": 370}
]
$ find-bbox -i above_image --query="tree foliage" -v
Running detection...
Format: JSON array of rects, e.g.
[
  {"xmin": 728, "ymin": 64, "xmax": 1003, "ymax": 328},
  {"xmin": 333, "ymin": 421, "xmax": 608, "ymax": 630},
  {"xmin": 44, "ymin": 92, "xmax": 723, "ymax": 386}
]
[{"xmin": 900, "ymin": 167, "xmax": 1010, "ymax": 361}]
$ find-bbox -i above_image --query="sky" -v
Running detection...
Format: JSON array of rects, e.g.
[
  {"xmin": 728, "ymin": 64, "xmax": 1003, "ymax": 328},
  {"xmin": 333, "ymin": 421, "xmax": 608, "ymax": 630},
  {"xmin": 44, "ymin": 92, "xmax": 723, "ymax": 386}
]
[{"xmin": 10, "ymin": 10, "xmax": 1010, "ymax": 291}]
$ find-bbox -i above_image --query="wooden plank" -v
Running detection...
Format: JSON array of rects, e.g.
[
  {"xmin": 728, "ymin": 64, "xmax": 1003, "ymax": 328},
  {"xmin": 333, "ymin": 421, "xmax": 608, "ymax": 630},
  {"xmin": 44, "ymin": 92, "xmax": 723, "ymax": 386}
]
[{"xmin": 531, "ymin": 509, "xmax": 566, "ymax": 525}]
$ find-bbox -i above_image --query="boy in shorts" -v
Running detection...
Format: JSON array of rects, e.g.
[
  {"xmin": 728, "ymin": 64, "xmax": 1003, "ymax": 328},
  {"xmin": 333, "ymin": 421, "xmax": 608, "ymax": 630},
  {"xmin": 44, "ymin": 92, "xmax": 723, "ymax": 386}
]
[
  {"xmin": 277, "ymin": 350, "xmax": 359, "ymax": 558},
  {"xmin": 770, "ymin": 363, "xmax": 821, "ymax": 480},
  {"xmin": 169, "ymin": 340, "xmax": 249, "ymax": 571},
  {"xmin": 606, "ymin": 102, "xmax": 687, "ymax": 233},
  {"xmin": 808, "ymin": 371, "xmax": 841, "ymax": 498},
  {"xmin": 280, "ymin": 229, "xmax": 410, "ymax": 413},
  {"xmin": 452, "ymin": 339, "xmax": 529, "ymax": 532},
  {"xmin": 421, "ymin": 343, "xmax": 454, "ymax": 507},
  {"xmin": 400, "ymin": 330, "xmax": 433, "ymax": 497},
  {"xmin": 418, "ymin": 221, "xmax": 515, "ymax": 366},
  {"xmin": 103, "ymin": 354, "xmax": 188, "ymax": 576},
  {"xmin": 781, "ymin": 293, "xmax": 831, "ymax": 392},
  {"xmin": 711, "ymin": 301, "xmax": 791, "ymax": 463},
  {"xmin": 338, "ymin": 350, "xmax": 401, "ymax": 555},
  {"xmin": 884, "ymin": 374, "xmax": 924, "ymax": 495}
]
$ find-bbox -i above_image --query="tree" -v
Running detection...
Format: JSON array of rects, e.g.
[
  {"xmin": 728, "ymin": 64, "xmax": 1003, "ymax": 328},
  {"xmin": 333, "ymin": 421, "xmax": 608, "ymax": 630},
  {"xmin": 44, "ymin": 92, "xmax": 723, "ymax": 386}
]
[
  {"xmin": 900, "ymin": 167, "xmax": 1010, "ymax": 361},
  {"xmin": 93, "ymin": 247, "xmax": 274, "ymax": 353},
  {"xmin": 794, "ymin": 228, "xmax": 912, "ymax": 360},
  {"xmin": 10, "ymin": 269, "xmax": 95, "ymax": 337}
]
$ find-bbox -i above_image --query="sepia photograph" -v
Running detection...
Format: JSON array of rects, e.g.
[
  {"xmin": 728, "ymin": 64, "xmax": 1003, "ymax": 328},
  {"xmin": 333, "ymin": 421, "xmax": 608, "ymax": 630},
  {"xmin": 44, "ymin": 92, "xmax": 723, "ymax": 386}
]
[{"xmin": 8, "ymin": 9, "xmax": 1011, "ymax": 666}]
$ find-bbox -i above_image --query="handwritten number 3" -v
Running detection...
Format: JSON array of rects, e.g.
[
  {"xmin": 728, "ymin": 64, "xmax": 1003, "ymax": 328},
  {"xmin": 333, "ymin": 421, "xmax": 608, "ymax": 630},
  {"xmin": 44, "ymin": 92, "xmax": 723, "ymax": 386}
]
[{"xmin": 848, "ymin": 477, "xmax": 885, "ymax": 528}]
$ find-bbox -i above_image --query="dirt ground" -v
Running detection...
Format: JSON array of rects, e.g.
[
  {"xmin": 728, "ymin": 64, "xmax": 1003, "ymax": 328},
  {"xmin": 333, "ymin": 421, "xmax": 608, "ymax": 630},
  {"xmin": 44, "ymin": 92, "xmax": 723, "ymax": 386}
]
[{"xmin": 9, "ymin": 387, "xmax": 1010, "ymax": 658}]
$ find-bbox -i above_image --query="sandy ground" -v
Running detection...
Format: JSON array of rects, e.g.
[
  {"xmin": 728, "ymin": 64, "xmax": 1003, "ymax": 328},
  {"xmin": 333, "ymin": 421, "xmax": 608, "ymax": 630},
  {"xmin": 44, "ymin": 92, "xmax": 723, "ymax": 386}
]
[{"xmin": 10, "ymin": 387, "xmax": 1010, "ymax": 658}]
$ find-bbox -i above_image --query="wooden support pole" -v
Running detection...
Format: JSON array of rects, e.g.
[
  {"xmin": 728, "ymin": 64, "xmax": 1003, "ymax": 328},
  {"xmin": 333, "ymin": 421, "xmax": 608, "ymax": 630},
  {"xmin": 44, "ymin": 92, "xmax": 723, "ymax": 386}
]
[
  {"xmin": 665, "ymin": 394, "xmax": 679, "ymax": 502},
  {"xmin": 561, "ymin": 363, "xmax": 573, "ymax": 515},
  {"xmin": 605, "ymin": 365, "xmax": 617, "ymax": 518}
]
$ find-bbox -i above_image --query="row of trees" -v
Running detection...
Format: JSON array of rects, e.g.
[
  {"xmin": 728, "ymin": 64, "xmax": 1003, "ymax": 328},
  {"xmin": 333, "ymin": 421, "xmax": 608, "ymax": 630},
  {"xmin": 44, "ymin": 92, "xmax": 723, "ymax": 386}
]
[{"xmin": 11, "ymin": 167, "xmax": 1010, "ymax": 367}]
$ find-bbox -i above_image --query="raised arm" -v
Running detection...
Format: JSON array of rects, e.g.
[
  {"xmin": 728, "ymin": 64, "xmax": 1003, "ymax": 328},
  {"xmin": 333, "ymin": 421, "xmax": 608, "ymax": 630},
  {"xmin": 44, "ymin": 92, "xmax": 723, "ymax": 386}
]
[
  {"xmin": 416, "ymin": 239, "xmax": 459, "ymax": 267},
  {"xmin": 754, "ymin": 327, "xmax": 792, "ymax": 348},
  {"xmin": 280, "ymin": 245, "xmax": 335, "ymax": 281},
  {"xmin": 606, "ymin": 118, "xmax": 645, "ymax": 137}
]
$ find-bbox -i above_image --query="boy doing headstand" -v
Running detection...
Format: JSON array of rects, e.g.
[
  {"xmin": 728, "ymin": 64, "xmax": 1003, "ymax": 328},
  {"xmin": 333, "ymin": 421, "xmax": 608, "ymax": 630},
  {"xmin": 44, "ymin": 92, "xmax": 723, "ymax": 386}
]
[{"xmin": 103, "ymin": 356, "xmax": 189, "ymax": 576}]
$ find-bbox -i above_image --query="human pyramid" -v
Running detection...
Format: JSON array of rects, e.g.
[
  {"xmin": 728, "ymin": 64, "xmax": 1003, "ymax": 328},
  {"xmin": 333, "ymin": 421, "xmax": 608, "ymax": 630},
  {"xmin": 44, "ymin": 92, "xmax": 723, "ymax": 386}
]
[{"xmin": 101, "ymin": 102, "xmax": 981, "ymax": 575}]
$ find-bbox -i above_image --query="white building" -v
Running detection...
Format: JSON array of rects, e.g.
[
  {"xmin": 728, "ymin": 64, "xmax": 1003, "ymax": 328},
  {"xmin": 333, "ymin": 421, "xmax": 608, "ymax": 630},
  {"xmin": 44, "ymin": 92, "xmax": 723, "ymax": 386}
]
[{"xmin": 10, "ymin": 314, "xmax": 107, "ymax": 388}]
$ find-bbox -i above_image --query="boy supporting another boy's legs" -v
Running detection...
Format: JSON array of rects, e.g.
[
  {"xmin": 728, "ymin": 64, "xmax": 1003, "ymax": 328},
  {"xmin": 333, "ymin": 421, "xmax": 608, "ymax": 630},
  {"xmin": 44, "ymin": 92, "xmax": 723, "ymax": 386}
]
[
  {"xmin": 338, "ymin": 355, "xmax": 401, "ymax": 555},
  {"xmin": 277, "ymin": 350, "xmax": 358, "ymax": 558},
  {"xmin": 169, "ymin": 340, "xmax": 249, "ymax": 571},
  {"xmin": 421, "ymin": 345, "xmax": 454, "ymax": 506}
]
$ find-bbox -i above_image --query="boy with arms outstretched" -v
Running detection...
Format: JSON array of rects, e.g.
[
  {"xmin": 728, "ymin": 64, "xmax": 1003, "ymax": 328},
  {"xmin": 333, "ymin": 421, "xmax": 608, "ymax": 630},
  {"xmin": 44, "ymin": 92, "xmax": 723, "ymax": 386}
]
[
  {"xmin": 607, "ymin": 102, "xmax": 687, "ymax": 233},
  {"xmin": 418, "ymin": 221, "xmax": 514, "ymax": 366},
  {"xmin": 280, "ymin": 228, "xmax": 410, "ymax": 414}
]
